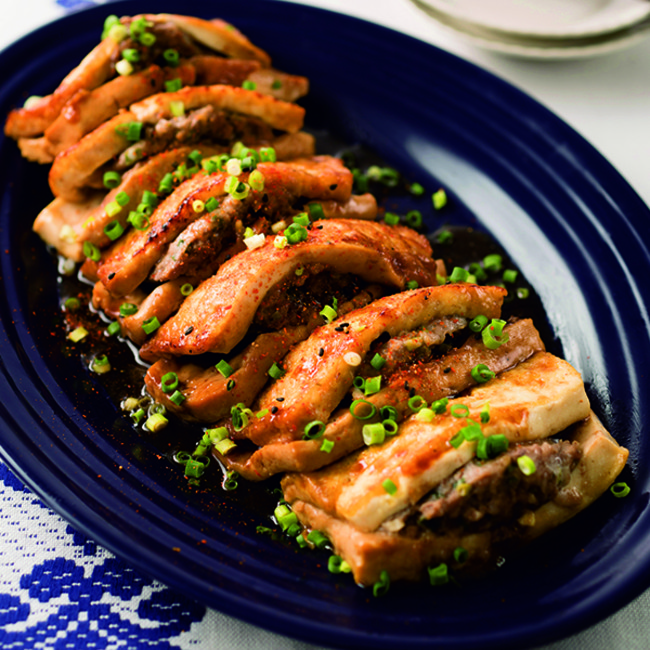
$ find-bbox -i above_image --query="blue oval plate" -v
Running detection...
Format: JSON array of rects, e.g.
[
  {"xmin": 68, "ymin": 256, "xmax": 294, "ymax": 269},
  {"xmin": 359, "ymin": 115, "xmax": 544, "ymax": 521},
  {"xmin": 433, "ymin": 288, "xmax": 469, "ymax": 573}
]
[{"xmin": 1, "ymin": 2, "xmax": 649, "ymax": 648}]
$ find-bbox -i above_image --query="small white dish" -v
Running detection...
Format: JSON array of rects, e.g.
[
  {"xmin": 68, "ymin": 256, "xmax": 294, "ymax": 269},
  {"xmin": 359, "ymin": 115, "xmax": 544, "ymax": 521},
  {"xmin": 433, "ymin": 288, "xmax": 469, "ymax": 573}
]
[{"xmin": 416, "ymin": 0, "xmax": 650, "ymax": 38}]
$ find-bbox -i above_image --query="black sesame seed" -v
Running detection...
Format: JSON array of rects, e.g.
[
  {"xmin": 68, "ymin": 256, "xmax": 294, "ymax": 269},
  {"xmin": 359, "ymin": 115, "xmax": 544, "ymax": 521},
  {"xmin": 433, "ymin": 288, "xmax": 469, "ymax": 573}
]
[
  {"xmin": 271, "ymin": 406, "xmax": 279, "ymax": 414},
  {"xmin": 184, "ymin": 326, "xmax": 194, "ymax": 335},
  {"xmin": 443, "ymin": 367, "xmax": 451, "ymax": 374},
  {"xmin": 276, "ymin": 397, "xmax": 285, "ymax": 402},
  {"xmin": 318, "ymin": 348, "xmax": 324, "ymax": 357},
  {"xmin": 108, "ymin": 272, "xmax": 116, "ymax": 280}
]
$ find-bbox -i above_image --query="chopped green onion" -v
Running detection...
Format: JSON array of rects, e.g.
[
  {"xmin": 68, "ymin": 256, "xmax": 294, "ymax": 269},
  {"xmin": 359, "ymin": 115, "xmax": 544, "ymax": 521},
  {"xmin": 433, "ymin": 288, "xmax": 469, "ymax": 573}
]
[
  {"xmin": 610, "ymin": 482, "xmax": 631, "ymax": 498},
  {"xmin": 362, "ymin": 422, "xmax": 386, "ymax": 446},
  {"xmin": 471, "ymin": 364, "xmax": 495, "ymax": 383},
  {"xmin": 308, "ymin": 203, "xmax": 324, "ymax": 220},
  {"xmin": 231, "ymin": 403, "xmax": 253, "ymax": 431},
  {"xmin": 320, "ymin": 439, "xmax": 334, "ymax": 453},
  {"xmin": 271, "ymin": 80, "xmax": 282, "ymax": 90},
  {"xmin": 406, "ymin": 280, "xmax": 419, "ymax": 290},
  {"xmin": 105, "ymin": 201, "xmax": 122, "ymax": 218},
  {"xmin": 428, "ymin": 563, "xmax": 449, "ymax": 586},
  {"xmin": 517, "ymin": 455, "xmax": 536, "ymax": 476},
  {"xmin": 350, "ymin": 399, "xmax": 376, "ymax": 420},
  {"xmin": 364, "ymin": 375, "xmax": 382, "ymax": 396},
  {"xmin": 115, "ymin": 59, "xmax": 134, "ymax": 76},
  {"xmin": 517, "ymin": 287, "xmax": 530, "ymax": 299},
  {"xmin": 469, "ymin": 314, "xmax": 488, "ymax": 332},
  {"xmin": 380, "ymin": 405, "xmax": 398, "ymax": 421},
  {"xmin": 63, "ymin": 297, "xmax": 80, "ymax": 311},
  {"xmin": 285, "ymin": 222, "xmax": 308, "ymax": 245},
  {"xmin": 268, "ymin": 362, "xmax": 285, "ymax": 380},
  {"xmin": 449, "ymin": 267, "xmax": 470, "ymax": 283},
  {"xmin": 107, "ymin": 23, "xmax": 128, "ymax": 43},
  {"xmin": 503, "ymin": 269, "xmax": 518, "ymax": 283},
  {"xmin": 165, "ymin": 78, "xmax": 183, "ymax": 93},
  {"xmin": 103, "ymin": 171, "xmax": 122, "ymax": 189},
  {"xmin": 226, "ymin": 158, "xmax": 242, "ymax": 176},
  {"xmin": 409, "ymin": 182, "xmax": 425, "ymax": 196},
  {"xmin": 328, "ymin": 555, "xmax": 351, "ymax": 574},
  {"xmin": 259, "ymin": 146, "xmax": 276, "ymax": 162},
  {"xmin": 145, "ymin": 412, "xmax": 168, "ymax": 433},
  {"xmin": 215, "ymin": 438, "xmax": 237, "ymax": 455},
  {"xmin": 408, "ymin": 395, "xmax": 427, "ymax": 412},
  {"xmin": 437, "ymin": 230, "xmax": 453, "ymax": 244},
  {"xmin": 141, "ymin": 316, "xmax": 160, "ymax": 335},
  {"xmin": 275, "ymin": 504, "xmax": 298, "ymax": 531},
  {"xmin": 482, "ymin": 319, "xmax": 509, "ymax": 350},
  {"xmin": 242, "ymin": 80, "xmax": 256, "ymax": 90},
  {"xmin": 405, "ymin": 210, "xmax": 423, "ymax": 229},
  {"xmin": 131, "ymin": 408, "xmax": 145, "ymax": 424},
  {"xmin": 205, "ymin": 197, "xmax": 220, "ymax": 212},
  {"xmin": 83, "ymin": 241, "xmax": 101, "ymax": 262},
  {"xmin": 127, "ymin": 211, "xmax": 150, "ymax": 231},
  {"xmin": 432, "ymin": 189, "xmax": 447, "ymax": 210},
  {"xmin": 115, "ymin": 121, "xmax": 143, "ymax": 142},
  {"xmin": 169, "ymin": 101, "xmax": 185, "ymax": 117},
  {"xmin": 179, "ymin": 283, "xmax": 193, "ymax": 297},
  {"xmin": 370, "ymin": 353, "xmax": 386, "ymax": 370},
  {"xmin": 184, "ymin": 458, "xmax": 206, "ymax": 479},
  {"xmin": 91, "ymin": 354, "xmax": 111, "ymax": 374},
  {"xmin": 382, "ymin": 478, "xmax": 397, "ymax": 495},
  {"xmin": 68, "ymin": 327, "xmax": 88, "ymax": 343},
  {"xmin": 373, "ymin": 570, "xmax": 390, "ymax": 597},
  {"xmin": 292, "ymin": 213, "xmax": 310, "ymax": 227},
  {"xmin": 430, "ymin": 398, "xmax": 449, "ymax": 414},
  {"xmin": 216, "ymin": 360, "xmax": 234, "ymax": 378},
  {"xmin": 119, "ymin": 302, "xmax": 138, "ymax": 317},
  {"xmin": 384, "ymin": 212, "xmax": 400, "ymax": 226},
  {"xmin": 192, "ymin": 199, "xmax": 205, "ymax": 214},
  {"xmin": 139, "ymin": 32, "xmax": 156, "ymax": 47},
  {"xmin": 106, "ymin": 321, "xmax": 121, "ymax": 336},
  {"xmin": 383, "ymin": 418, "xmax": 399, "ymax": 435},
  {"xmin": 103, "ymin": 220, "xmax": 124, "ymax": 241},
  {"xmin": 158, "ymin": 173, "xmax": 174, "ymax": 194},
  {"xmin": 102, "ymin": 14, "xmax": 120, "ymax": 37},
  {"xmin": 160, "ymin": 371, "xmax": 179, "ymax": 394},
  {"xmin": 303, "ymin": 420, "xmax": 326, "ymax": 440},
  {"xmin": 483, "ymin": 254, "xmax": 503, "ymax": 272},
  {"xmin": 414, "ymin": 407, "xmax": 435, "ymax": 422},
  {"xmin": 480, "ymin": 402, "xmax": 491, "ymax": 424},
  {"xmin": 320, "ymin": 304, "xmax": 337, "ymax": 323},
  {"xmin": 170, "ymin": 390, "xmax": 186, "ymax": 406},
  {"xmin": 163, "ymin": 48, "xmax": 180, "ymax": 66},
  {"xmin": 122, "ymin": 48, "xmax": 140, "ymax": 63},
  {"xmin": 307, "ymin": 530, "xmax": 329, "ymax": 549},
  {"xmin": 453, "ymin": 547, "xmax": 468, "ymax": 564},
  {"xmin": 353, "ymin": 376, "xmax": 365, "ymax": 390},
  {"xmin": 249, "ymin": 169, "xmax": 265, "ymax": 191}
]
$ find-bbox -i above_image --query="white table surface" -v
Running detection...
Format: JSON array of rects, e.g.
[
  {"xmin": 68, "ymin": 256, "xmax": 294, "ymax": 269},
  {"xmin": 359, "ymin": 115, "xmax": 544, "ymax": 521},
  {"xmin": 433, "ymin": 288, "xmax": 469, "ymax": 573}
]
[{"xmin": 1, "ymin": 1, "xmax": 649, "ymax": 648}]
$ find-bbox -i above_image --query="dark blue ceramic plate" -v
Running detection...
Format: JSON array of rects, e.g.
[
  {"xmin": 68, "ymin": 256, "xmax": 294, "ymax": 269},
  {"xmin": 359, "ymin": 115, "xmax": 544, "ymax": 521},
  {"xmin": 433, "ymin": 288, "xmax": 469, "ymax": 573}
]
[{"xmin": 1, "ymin": 2, "xmax": 649, "ymax": 648}]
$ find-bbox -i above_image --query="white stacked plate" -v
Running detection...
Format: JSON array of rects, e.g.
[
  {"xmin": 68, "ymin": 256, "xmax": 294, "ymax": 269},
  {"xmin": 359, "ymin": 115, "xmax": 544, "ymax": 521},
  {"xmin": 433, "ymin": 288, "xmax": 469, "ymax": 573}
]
[{"xmin": 409, "ymin": 0, "xmax": 650, "ymax": 58}]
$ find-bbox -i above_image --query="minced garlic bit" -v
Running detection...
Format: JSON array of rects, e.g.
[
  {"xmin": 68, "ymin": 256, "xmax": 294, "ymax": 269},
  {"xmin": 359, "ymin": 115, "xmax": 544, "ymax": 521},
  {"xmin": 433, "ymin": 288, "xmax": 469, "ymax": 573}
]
[
  {"xmin": 344, "ymin": 352, "xmax": 362, "ymax": 366},
  {"xmin": 244, "ymin": 233, "xmax": 266, "ymax": 250},
  {"xmin": 115, "ymin": 59, "xmax": 134, "ymax": 76}
]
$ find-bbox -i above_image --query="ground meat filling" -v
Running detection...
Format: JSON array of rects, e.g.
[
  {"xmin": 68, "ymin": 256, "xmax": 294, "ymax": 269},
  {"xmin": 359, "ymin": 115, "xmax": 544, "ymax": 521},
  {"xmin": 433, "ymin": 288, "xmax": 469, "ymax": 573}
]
[
  {"xmin": 416, "ymin": 439, "xmax": 582, "ymax": 533},
  {"xmin": 116, "ymin": 105, "xmax": 274, "ymax": 169}
]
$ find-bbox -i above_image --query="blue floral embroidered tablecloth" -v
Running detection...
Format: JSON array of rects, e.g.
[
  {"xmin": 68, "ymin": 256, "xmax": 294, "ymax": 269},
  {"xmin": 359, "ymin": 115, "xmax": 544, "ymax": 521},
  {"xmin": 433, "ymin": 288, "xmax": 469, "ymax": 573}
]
[{"xmin": 2, "ymin": 1, "xmax": 650, "ymax": 649}]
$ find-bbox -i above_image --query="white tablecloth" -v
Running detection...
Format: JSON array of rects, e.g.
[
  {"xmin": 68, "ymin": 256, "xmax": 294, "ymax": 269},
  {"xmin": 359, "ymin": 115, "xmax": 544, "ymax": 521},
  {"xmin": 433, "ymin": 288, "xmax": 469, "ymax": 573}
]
[{"xmin": 2, "ymin": 1, "xmax": 649, "ymax": 648}]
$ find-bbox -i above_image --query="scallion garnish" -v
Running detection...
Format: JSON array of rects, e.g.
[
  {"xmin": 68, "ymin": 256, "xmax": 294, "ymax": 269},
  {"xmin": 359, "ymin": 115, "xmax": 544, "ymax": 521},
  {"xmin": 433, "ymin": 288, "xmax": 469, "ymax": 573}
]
[
  {"xmin": 453, "ymin": 547, "xmax": 468, "ymax": 564},
  {"xmin": 383, "ymin": 419, "xmax": 399, "ymax": 435},
  {"xmin": 115, "ymin": 121, "xmax": 143, "ymax": 142},
  {"xmin": 103, "ymin": 171, "xmax": 121, "ymax": 189},
  {"xmin": 370, "ymin": 353, "xmax": 386, "ymax": 370},
  {"xmin": 373, "ymin": 570, "xmax": 390, "ymax": 597},
  {"xmin": 307, "ymin": 530, "xmax": 329, "ymax": 549},
  {"xmin": 362, "ymin": 422, "xmax": 386, "ymax": 446},
  {"xmin": 169, "ymin": 390, "xmax": 186, "ymax": 406},
  {"xmin": 349, "ymin": 399, "xmax": 376, "ymax": 421},
  {"xmin": 328, "ymin": 555, "xmax": 351, "ymax": 574},
  {"xmin": 483, "ymin": 253, "xmax": 503, "ymax": 272},
  {"xmin": 285, "ymin": 222, "xmax": 308, "ymax": 244},
  {"xmin": 432, "ymin": 189, "xmax": 447, "ymax": 210},
  {"xmin": 517, "ymin": 455, "xmax": 536, "ymax": 476},
  {"xmin": 471, "ymin": 364, "xmax": 495, "ymax": 383},
  {"xmin": 503, "ymin": 269, "xmax": 518, "ymax": 283},
  {"xmin": 405, "ymin": 280, "xmax": 419, "ymax": 290},
  {"xmin": 91, "ymin": 354, "xmax": 111, "ymax": 374},
  {"xmin": 482, "ymin": 319, "xmax": 509, "ymax": 350},
  {"xmin": 320, "ymin": 304, "xmax": 337, "ymax": 323},
  {"xmin": 308, "ymin": 203, "xmax": 324, "ymax": 220},
  {"xmin": 249, "ymin": 169, "xmax": 265, "ymax": 191},
  {"xmin": 160, "ymin": 372, "xmax": 179, "ymax": 394},
  {"xmin": 430, "ymin": 398, "xmax": 449, "ymax": 414},
  {"xmin": 428, "ymin": 563, "xmax": 449, "ymax": 586},
  {"xmin": 610, "ymin": 482, "xmax": 631, "ymax": 498},
  {"xmin": 63, "ymin": 297, "xmax": 80, "ymax": 311},
  {"xmin": 414, "ymin": 407, "xmax": 435, "ymax": 422},
  {"xmin": 180, "ymin": 283, "xmax": 193, "ymax": 297},
  {"xmin": 409, "ymin": 182, "xmax": 424, "ymax": 196},
  {"xmin": 449, "ymin": 267, "xmax": 470, "ymax": 283},
  {"xmin": 364, "ymin": 375, "xmax": 382, "ymax": 396},
  {"xmin": 303, "ymin": 420, "xmax": 326, "ymax": 440},
  {"xmin": 82, "ymin": 241, "xmax": 101, "ymax": 262},
  {"xmin": 382, "ymin": 478, "xmax": 397, "ymax": 495},
  {"xmin": 384, "ymin": 212, "xmax": 400, "ymax": 226},
  {"xmin": 405, "ymin": 210, "xmax": 422, "ymax": 228},
  {"xmin": 469, "ymin": 314, "xmax": 488, "ymax": 332},
  {"xmin": 268, "ymin": 363, "xmax": 285, "ymax": 380},
  {"xmin": 408, "ymin": 395, "xmax": 427, "ymax": 412},
  {"xmin": 437, "ymin": 230, "xmax": 453, "ymax": 244},
  {"xmin": 119, "ymin": 302, "xmax": 138, "ymax": 317},
  {"xmin": 380, "ymin": 405, "xmax": 398, "ymax": 421},
  {"xmin": 450, "ymin": 404, "xmax": 470, "ymax": 418},
  {"xmin": 205, "ymin": 197, "xmax": 220, "ymax": 212},
  {"xmin": 103, "ymin": 220, "xmax": 124, "ymax": 241},
  {"xmin": 145, "ymin": 412, "xmax": 168, "ymax": 432},
  {"xmin": 106, "ymin": 321, "xmax": 121, "ymax": 337},
  {"xmin": 242, "ymin": 80, "xmax": 256, "ymax": 90},
  {"xmin": 320, "ymin": 439, "xmax": 334, "ymax": 453},
  {"xmin": 115, "ymin": 59, "xmax": 134, "ymax": 76},
  {"xmin": 259, "ymin": 146, "xmax": 276, "ymax": 162}
]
